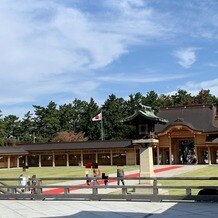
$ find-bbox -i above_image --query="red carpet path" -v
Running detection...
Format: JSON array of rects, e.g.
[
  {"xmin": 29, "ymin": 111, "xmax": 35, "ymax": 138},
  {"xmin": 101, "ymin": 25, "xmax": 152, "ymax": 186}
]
[{"xmin": 43, "ymin": 165, "xmax": 182, "ymax": 194}]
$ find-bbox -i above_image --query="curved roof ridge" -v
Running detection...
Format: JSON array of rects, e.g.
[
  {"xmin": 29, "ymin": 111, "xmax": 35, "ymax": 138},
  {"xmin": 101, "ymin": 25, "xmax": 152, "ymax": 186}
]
[
  {"xmin": 157, "ymin": 121, "xmax": 200, "ymax": 134},
  {"xmin": 155, "ymin": 104, "xmax": 218, "ymax": 133}
]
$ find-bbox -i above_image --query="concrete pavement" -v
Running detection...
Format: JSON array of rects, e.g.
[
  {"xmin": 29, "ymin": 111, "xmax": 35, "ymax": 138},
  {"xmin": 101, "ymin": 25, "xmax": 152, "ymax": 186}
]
[
  {"xmin": 0, "ymin": 200, "xmax": 217, "ymax": 217},
  {"xmin": 0, "ymin": 165, "xmax": 216, "ymax": 218},
  {"xmin": 43, "ymin": 164, "xmax": 207, "ymax": 195},
  {"xmin": 154, "ymin": 164, "xmax": 207, "ymax": 177}
]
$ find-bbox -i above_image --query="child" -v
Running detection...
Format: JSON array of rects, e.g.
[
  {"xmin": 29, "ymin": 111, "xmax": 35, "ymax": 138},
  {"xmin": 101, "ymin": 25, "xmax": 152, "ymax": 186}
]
[
  {"xmin": 102, "ymin": 173, "xmax": 108, "ymax": 186},
  {"xmin": 85, "ymin": 167, "xmax": 91, "ymax": 185}
]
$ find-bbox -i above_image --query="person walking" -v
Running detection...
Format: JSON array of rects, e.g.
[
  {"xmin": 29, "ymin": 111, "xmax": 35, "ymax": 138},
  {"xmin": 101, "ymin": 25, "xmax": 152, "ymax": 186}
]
[
  {"xmin": 31, "ymin": 175, "xmax": 41, "ymax": 194},
  {"xmin": 22, "ymin": 165, "xmax": 30, "ymax": 191},
  {"xmin": 117, "ymin": 165, "xmax": 125, "ymax": 186},
  {"xmin": 92, "ymin": 163, "xmax": 100, "ymax": 185},
  {"xmin": 18, "ymin": 174, "xmax": 28, "ymax": 192}
]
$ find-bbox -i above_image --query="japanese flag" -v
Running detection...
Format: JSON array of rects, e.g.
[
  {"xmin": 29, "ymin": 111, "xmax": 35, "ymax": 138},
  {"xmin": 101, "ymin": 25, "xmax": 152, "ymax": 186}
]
[{"xmin": 92, "ymin": 112, "xmax": 102, "ymax": 121}]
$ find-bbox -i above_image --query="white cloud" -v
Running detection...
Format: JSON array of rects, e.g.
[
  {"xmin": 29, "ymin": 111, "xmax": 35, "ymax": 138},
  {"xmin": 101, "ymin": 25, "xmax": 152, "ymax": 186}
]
[
  {"xmin": 3, "ymin": 1, "xmax": 218, "ymax": 117},
  {"xmin": 178, "ymin": 78, "xmax": 218, "ymax": 96},
  {"xmin": 173, "ymin": 48, "xmax": 198, "ymax": 68},
  {"xmin": 0, "ymin": 0, "xmax": 171, "ymax": 108},
  {"xmin": 98, "ymin": 73, "xmax": 187, "ymax": 83},
  {"xmin": 207, "ymin": 63, "xmax": 218, "ymax": 67},
  {"xmin": 163, "ymin": 1, "xmax": 218, "ymax": 40}
]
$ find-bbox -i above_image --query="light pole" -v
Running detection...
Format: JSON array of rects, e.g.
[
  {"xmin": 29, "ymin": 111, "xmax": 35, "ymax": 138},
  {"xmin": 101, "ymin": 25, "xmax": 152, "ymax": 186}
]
[
  {"xmin": 33, "ymin": 132, "xmax": 36, "ymax": 143},
  {"xmin": 29, "ymin": 127, "xmax": 36, "ymax": 143}
]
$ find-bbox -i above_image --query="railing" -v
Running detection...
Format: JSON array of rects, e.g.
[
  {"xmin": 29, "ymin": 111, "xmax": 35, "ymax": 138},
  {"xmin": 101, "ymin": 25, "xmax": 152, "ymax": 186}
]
[{"xmin": 0, "ymin": 177, "xmax": 217, "ymax": 202}]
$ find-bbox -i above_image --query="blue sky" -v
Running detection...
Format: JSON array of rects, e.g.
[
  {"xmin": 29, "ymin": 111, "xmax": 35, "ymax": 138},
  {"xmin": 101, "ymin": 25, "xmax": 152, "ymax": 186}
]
[{"xmin": 1, "ymin": 0, "xmax": 218, "ymax": 117}]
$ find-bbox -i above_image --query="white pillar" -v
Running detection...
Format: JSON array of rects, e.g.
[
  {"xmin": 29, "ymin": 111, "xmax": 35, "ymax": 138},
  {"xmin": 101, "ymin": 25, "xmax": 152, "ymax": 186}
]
[
  {"xmin": 80, "ymin": 151, "xmax": 83, "ymax": 166},
  {"xmin": 95, "ymin": 152, "xmax": 98, "ymax": 163},
  {"xmin": 208, "ymin": 147, "xmax": 212, "ymax": 165},
  {"xmin": 52, "ymin": 152, "xmax": 55, "ymax": 167},
  {"xmin": 168, "ymin": 135, "xmax": 172, "ymax": 165},
  {"xmin": 139, "ymin": 145, "xmax": 155, "ymax": 178},
  {"xmin": 38, "ymin": 154, "xmax": 41, "ymax": 167},
  {"xmin": 7, "ymin": 156, "xmax": 11, "ymax": 169},
  {"xmin": 17, "ymin": 156, "xmax": 19, "ymax": 168},
  {"xmin": 66, "ymin": 153, "xmax": 69, "ymax": 167},
  {"xmin": 194, "ymin": 136, "xmax": 199, "ymax": 164},
  {"xmin": 133, "ymin": 139, "xmax": 158, "ymax": 182},
  {"xmin": 110, "ymin": 150, "xmax": 113, "ymax": 166},
  {"xmin": 25, "ymin": 156, "xmax": 28, "ymax": 166}
]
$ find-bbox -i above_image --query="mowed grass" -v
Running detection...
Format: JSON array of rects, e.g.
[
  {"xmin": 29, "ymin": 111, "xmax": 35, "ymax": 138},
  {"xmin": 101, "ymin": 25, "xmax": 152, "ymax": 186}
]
[
  {"xmin": 1, "ymin": 165, "xmax": 217, "ymax": 192},
  {"xmin": 159, "ymin": 165, "xmax": 218, "ymax": 195},
  {"xmin": 0, "ymin": 165, "xmax": 139, "ymax": 185}
]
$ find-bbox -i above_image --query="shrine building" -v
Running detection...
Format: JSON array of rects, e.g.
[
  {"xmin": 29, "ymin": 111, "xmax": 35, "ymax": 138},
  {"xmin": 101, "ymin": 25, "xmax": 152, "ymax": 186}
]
[
  {"xmin": 155, "ymin": 104, "xmax": 218, "ymax": 165},
  {"xmin": 0, "ymin": 104, "xmax": 217, "ymax": 169}
]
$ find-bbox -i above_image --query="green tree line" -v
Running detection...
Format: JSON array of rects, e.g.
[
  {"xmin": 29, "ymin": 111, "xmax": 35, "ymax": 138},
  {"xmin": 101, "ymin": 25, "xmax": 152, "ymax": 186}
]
[{"xmin": 0, "ymin": 89, "xmax": 217, "ymax": 146}]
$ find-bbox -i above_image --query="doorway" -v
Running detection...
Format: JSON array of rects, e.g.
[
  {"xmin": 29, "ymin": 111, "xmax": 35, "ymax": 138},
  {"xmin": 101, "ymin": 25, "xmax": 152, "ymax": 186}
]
[{"xmin": 179, "ymin": 139, "xmax": 196, "ymax": 164}]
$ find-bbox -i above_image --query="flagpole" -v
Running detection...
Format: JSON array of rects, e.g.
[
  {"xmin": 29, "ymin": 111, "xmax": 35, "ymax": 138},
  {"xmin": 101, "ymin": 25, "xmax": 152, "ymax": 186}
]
[{"xmin": 101, "ymin": 110, "xmax": 104, "ymax": 141}]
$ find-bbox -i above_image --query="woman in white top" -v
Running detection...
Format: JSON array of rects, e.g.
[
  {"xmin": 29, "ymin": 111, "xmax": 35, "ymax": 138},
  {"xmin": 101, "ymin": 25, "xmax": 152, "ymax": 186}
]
[{"xmin": 18, "ymin": 174, "xmax": 27, "ymax": 192}]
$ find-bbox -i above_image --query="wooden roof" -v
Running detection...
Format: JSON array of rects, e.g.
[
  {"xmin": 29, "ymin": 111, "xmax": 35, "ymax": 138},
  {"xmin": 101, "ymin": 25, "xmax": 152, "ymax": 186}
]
[
  {"xmin": 19, "ymin": 140, "xmax": 133, "ymax": 151},
  {"xmin": 0, "ymin": 140, "xmax": 133, "ymax": 156},
  {"xmin": 0, "ymin": 146, "xmax": 29, "ymax": 156},
  {"xmin": 155, "ymin": 104, "xmax": 218, "ymax": 134}
]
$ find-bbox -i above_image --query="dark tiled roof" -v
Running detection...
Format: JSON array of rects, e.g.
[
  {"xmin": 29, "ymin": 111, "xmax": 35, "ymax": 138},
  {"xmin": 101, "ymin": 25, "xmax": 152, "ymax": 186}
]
[
  {"xmin": 0, "ymin": 146, "xmax": 29, "ymax": 155},
  {"xmin": 155, "ymin": 105, "xmax": 218, "ymax": 133},
  {"xmin": 18, "ymin": 140, "xmax": 133, "ymax": 152},
  {"xmin": 122, "ymin": 110, "xmax": 168, "ymax": 125}
]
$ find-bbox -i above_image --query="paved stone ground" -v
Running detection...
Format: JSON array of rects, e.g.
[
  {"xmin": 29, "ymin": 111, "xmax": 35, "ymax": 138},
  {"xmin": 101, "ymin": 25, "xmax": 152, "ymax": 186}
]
[
  {"xmin": 0, "ymin": 165, "xmax": 216, "ymax": 218},
  {"xmin": 154, "ymin": 164, "xmax": 206, "ymax": 177},
  {"xmin": 0, "ymin": 200, "xmax": 217, "ymax": 217},
  {"xmin": 43, "ymin": 164, "xmax": 207, "ymax": 195}
]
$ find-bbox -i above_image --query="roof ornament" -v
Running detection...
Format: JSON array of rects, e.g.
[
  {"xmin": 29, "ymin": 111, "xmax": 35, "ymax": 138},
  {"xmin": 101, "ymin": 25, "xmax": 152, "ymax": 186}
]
[
  {"xmin": 137, "ymin": 103, "xmax": 153, "ymax": 114},
  {"xmin": 174, "ymin": 118, "xmax": 184, "ymax": 122}
]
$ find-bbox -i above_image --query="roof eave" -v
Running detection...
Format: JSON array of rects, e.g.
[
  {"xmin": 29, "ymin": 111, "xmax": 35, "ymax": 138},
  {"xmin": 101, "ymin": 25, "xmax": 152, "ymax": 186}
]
[{"xmin": 122, "ymin": 110, "xmax": 168, "ymax": 124}]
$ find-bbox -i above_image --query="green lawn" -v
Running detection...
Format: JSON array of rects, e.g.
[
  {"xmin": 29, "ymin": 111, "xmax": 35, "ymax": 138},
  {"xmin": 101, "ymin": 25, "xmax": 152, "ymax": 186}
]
[
  {"xmin": 159, "ymin": 165, "xmax": 218, "ymax": 195},
  {"xmin": 1, "ymin": 165, "xmax": 217, "ymax": 193},
  {"xmin": 0, "ymin": 165, "xmax": 139, "ymax": 185}
]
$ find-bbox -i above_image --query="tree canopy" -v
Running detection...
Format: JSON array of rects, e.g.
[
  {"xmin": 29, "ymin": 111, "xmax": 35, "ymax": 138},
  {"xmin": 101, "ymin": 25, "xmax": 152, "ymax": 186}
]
[{"xmin": 0, "ymin": 89, "xmax": 217, "ymax": 145}]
